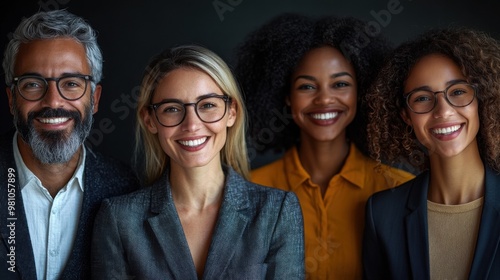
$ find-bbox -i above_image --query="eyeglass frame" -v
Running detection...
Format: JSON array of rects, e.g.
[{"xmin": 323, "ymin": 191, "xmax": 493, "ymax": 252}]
[
  {"xmin": 11, "ymin": 74, "xmax": 94, "ymax": 101},
  {"xmin": 403, "ymin": 81, "xmax": 478, "ymax": 114},
  {"xmin": 149, "ymin": 94, "xmax": 232, "ymax": 127}
]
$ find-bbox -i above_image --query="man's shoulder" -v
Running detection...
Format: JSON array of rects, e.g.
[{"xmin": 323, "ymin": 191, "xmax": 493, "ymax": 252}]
[
  {"xmin": 83, "ymin": 146, "xmax": 139, "ymax": 189},
  {"xmin": 84, "ymin": 146, "xmax": 132, "ymax": 173}
]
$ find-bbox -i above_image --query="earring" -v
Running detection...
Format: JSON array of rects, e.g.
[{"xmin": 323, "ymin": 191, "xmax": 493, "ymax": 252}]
[
  {"xmin": 402, "ymin": 125, "xmax": 414, "ymax": 154},
  {"xmin": 405, "ymin": 125, "xmax": 413, "ymax": 135}
]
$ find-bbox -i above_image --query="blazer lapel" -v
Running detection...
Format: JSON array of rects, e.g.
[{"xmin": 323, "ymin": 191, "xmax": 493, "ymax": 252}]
[
  {"xmin": 147, "ymin": 178, "xmax": 198, "ymax": 280},
  {"xmin": 61, "ymin": 147, "xmax": 101, "ymax": 279},
  {"xmin": 405, "ymin": 171, "xmax": 431, "ymax": 280},
  {"xmin": 203, "ymin": 169, "xmax": 250, "ymax": 280},
  {"xmin": 468, "ymin": 167, "xmax": 500, "ymax": 279}
]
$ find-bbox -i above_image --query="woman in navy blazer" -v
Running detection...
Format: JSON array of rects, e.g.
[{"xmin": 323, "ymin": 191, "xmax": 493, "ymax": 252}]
[
  {"xmin": 91, "ymin": 45, "xmax": 304, "ymax": 279},
  {"xmin": 363, "ymin": 28, "xmax": 500, "ymax": 279}
]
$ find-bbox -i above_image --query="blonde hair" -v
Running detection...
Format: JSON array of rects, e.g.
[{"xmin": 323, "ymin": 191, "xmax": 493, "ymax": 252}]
[{"xmin": 135, "ymin": 45, "xmax": 249, "ymax": 184}]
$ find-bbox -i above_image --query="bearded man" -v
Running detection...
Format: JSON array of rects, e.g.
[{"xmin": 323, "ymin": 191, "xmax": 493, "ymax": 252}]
[{"xmin": 0, "ymin": 10, "xmax": 138, "ymax": 280}]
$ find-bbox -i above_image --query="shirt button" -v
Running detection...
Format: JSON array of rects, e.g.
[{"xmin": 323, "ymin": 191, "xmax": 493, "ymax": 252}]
[{"xmin": 50, "ymin": 250, "xmax": 58, "ymax": 257}]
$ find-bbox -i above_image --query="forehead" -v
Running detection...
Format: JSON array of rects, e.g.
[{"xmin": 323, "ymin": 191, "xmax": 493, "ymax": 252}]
[
  {"xmin": 14, "ymin": 38, "xmax": 89, "ymax": 76},
  {"xmin": 409, "ymin": 54, "xmax": 464, "ymax": 83},
  {"xmin": 152, "ymin": 68, "xmax": 223, "ymax": 102},
  {"xmin": 294, "ymin": 46, "xmax": 355, "ymax": 75}
]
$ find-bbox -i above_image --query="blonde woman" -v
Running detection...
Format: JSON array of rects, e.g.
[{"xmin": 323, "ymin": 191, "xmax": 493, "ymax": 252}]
[{"xmin": 91, "ymin": 45, "xmax": 304, "ymax": 279}]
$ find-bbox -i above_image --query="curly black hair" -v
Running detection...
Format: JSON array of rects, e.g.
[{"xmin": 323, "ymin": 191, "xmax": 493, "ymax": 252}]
[
  {"xmin": 366, "ymin": 27, "xmax": 500, "ymax": 173},
  {"xmin": 235, "ymin": 13, "xmax": 393, "ymax": 156}
]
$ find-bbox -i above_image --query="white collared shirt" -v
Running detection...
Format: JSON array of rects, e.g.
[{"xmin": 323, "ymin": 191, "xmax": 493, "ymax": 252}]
[{"xmin": 13, "ymin": 133, "xmax": 85, "ymax": 280}]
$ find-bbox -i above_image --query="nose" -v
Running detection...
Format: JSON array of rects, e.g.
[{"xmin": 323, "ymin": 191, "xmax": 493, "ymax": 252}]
[
  {"xmin": 432, "ymin": 92, "xmax": 454, "ymax": 118},
  {"xmin": 313, "ymin": 87, "xmax": 335, "ymax": 105},
  {"xmin": 180, "ymin": 104, "xmax": 201, "ymax": 131},
  {"xmin": 40, "ymin": 81, "xmax": 64, "ymax": 108}
]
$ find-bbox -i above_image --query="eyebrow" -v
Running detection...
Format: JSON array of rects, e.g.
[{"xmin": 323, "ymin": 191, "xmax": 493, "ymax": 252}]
[
  {"xmin": 16, "ymin": 72, "xmax": 87, "ymax": 78},
  {"xmin": 406, "ymin": 79, "xmax": 469, "ymax": 93},
  {"xmin": 154, "ymin": 92, "xmax": 223, "ymax": 103},
  {"xmin": 293, "ymin": 72, "xmax": 354, "ymax": 82}
]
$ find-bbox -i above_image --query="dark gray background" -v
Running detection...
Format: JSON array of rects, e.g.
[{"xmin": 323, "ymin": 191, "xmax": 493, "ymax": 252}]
[{"xmin": 1, "ymin": 0, "xmax": 499, "ymax": 168}]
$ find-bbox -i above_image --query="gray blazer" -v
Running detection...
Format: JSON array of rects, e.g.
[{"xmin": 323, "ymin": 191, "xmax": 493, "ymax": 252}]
[
  {"xmin": 0, "ymin": 131, "xmax": 139, "ymax": 280},
  {"xmin": 91, "ymin": 167, "xmax": 305, "ymax": 279}
]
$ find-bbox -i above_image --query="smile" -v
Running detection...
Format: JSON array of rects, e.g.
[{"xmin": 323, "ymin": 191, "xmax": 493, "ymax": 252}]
[
  {"xmin": 310, "ymin": 112, "xmax": 338, "ymax": 120},
  {"xmin": 38, "ymin": 117, "xmax": 70, "ymax": 124},
  {"xmin": 178, "ymin": 137, "xmax": 208, "ymax": 147},
  {"xmin": 432, "ymin": 124, "xmax": 461, "ymax": 135}
]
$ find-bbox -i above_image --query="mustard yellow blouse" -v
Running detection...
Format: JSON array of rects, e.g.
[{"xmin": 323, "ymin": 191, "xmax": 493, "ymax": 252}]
[{"xmin": 251, "ymin": 143, "xmax": 415, "ymax": 280}]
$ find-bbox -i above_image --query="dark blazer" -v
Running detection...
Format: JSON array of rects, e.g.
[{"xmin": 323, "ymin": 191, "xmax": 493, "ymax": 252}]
[
  {"xmin": 0, "ymin": 131, "xmax": 139, "ymax": 280},
  {"xmin": 363, "ymin": 167, "xmax": 500, "ymax": 280},
  {"xmin": 91, "ymin": 167, "xmax": 305, "ymax": 280}
]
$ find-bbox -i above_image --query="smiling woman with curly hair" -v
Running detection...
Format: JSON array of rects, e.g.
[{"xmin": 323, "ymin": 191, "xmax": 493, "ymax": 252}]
[
  {"xmin": 363, "ymin": 28, "xmax": 500, "ymax": 279},
  {"xmin": 236, "ymin": 13, "xmax": 415, "ymax": 279},
  {"xmin": 366, "ymin": 28, "xmax": 500, "ymax": 172}
]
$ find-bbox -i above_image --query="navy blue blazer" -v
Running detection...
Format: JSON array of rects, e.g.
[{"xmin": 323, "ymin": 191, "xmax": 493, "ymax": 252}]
[
  {"xmin": 91, "ymin": 167, "xmax": 305, "ymax": 280},
  {"xmin": 0, "ymin": 131, "xmax": 139, "ymax": 280},
  {"xmin": 363, "ymin": 167, "xmax": 500, "ymax": 280}
]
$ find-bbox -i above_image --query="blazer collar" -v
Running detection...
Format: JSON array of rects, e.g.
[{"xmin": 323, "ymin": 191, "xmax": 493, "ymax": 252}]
[{"xmin": 147, "ymin": 166, "xmax": 251, "ymax": 279}]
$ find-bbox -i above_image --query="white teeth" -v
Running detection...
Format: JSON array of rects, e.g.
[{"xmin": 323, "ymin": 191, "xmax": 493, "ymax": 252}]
[
  {"xmin": 178, "ymin": 137, "xmax": 207, "ymax": 147},
  {"xmin": 39, "ymin": 117, "xmax": 69, "ymax": 124},
  {"xmin": 432, "ymin": 125, "xmax": 461, "ymax": 135},
  {"xmin": 311, "ymin": 112, "xmax": 338, "ymax": 120}
]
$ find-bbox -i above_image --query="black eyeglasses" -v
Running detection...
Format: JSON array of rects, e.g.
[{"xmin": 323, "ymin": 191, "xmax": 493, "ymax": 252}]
[
  {"xmin": 404, "ymin": 82, "xmax": 477, "ymax": 114},
  {"xmin": 12, "ymin": 74, "xmax": 93, "ymax": 101},
  {"xmin": 149, "ymin": 95, "xmax": 232, "ymax": 127}
]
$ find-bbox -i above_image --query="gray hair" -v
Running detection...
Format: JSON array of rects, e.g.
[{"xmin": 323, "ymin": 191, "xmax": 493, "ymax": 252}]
[{"xmin": 2, "ymin": 9, "xmax": 103, "ymax": 91}]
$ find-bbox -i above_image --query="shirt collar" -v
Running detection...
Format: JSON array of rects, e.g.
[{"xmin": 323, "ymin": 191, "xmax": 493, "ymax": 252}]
[
  {"xmin": 283, "ymin": 146, "xmax": 310, "ymax": 191},
  {"xmin": 13, "ymin": 132, "xmax": 86, "ymax": 192},
  {"xmin": 284, "ymin": 142, "xmax": 369, "ymax": 191},
  {"xmin": 338, "ymin": 143, "xmax": 371, "ymax": 189}
]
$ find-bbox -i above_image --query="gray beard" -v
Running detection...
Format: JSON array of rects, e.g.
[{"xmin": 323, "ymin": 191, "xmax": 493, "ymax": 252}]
[{"xmin": 12, "ymin": 97, "xmax": 94, "ymax": 164}]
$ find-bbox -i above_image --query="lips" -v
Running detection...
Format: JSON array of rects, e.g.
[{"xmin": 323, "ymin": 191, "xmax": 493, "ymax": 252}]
[
  {"xmin": 177, "ymin": 137, "xmax": 208, "ymax": 147},
  {"xmin": 431, "ymin": 124, "xmax": 461, "ymax": 135}
]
